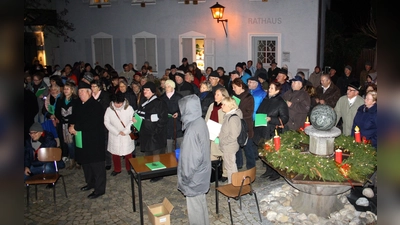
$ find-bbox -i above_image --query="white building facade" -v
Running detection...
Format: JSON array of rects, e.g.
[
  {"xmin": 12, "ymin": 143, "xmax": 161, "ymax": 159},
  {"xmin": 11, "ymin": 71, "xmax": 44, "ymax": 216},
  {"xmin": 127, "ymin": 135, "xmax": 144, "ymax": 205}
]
[{"xmin": 45, "ymin": 0, "xmax": 330, "ymax": 78}]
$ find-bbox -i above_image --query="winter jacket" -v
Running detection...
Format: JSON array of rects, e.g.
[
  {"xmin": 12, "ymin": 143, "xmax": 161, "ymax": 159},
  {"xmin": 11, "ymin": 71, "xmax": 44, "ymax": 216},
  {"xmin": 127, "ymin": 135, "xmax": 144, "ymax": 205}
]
[
  {"xmin": 249, "ymin": 84, "xmax": 266, "ymax": 121},
  {"xmin": 198, "ymin": 91, "xmax": 214, "ymax": 118},
  {"xmin": 160, "ymin": 91, "xmax": 184, "ymax": 139},
  {"xmin": 334, "ymin": 95, "xmax": 364, "ymax": 136},
  {"xmin": 177, "ymin": 95, "xmax": 211, "ymax": 197},
  {"xmin": 69, "ymin": 97, "xmax": 105, "ymax": 164},
  {"xmin": 282, "ymin": 89, "xmax": 310, "ymax": 131},
  {"xmin": 24, "ymin": 131, "xmax": 57, "ymax": 168},
  {"xmin": 235, "ymin": 90, "xmax": 255, "ymax": 139},
  {"xmin": 121, "ymin": 90, "xmax": 138, "ymax": 110},
  {"xmin": 253, "ymin": 94, "xmax": 289, "ymax": 145},
  {"xmin": 136, "ymin": 95, "xmax": 168, "ymax": 152},
  {"xmin": 104, "ymin": 100, "xmax": 135, "ymax": 156},
  {"xmin": 351, "ymin": 104, "xmax": 377, "ymax": 149},
  {"xmin": 219, "ymin": 109, "xmax": 243, "ymax": 154},
  {"xmin": 315, "ymin": 83, "xmax": 341, "ymax": 108}
]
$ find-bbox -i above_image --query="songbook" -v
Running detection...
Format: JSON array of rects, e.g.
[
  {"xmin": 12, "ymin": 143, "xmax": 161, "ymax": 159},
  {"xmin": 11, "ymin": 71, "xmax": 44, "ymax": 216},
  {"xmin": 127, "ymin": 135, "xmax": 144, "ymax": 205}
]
[
  {"xmin": 145, "ymin": 161, "xmax": 167, "ymax": 171},
  {"xmin": 206, "ymin": 120, "xmax": 222, "ymax": 141},
  {"xmin": 133, "ymin": 113, "xmax": 143, "ymax": 131},
  {"xmin": 75, "ymin": 131, "xmax": 83, "ymax": 148},
  {"xmin": 232, "ymin": 95, "xmax": 241, "ymax": 106},
  {"xmin": 255, "ymin": 113, "xmax": 268, "ymax": 127},
  {"xmin": 35, "ymin": 87, "xmax": 46, "ymax": 97}
]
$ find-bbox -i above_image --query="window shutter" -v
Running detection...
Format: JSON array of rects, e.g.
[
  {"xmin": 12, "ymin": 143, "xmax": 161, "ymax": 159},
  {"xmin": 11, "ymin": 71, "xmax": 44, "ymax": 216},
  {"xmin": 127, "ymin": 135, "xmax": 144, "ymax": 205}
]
[
  {"xmin": 181, "ymin": 38, "xmax": 193, "ymax": 63},
  {"xmin": 204, "ymin": 38, "xmax": 215, "ymax": 70}
]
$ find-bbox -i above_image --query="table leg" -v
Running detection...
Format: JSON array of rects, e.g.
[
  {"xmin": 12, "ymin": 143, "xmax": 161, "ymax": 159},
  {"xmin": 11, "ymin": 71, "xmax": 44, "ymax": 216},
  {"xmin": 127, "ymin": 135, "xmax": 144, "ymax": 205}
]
[
  {"xmin": 215, "ymin": 160, "xmax": 219, "ymax": 214},
  {"xmin": 138, "ymin": 173, "xmax": 144, "ymax": 225},
  {"xmin": 131, "ymin": 169, "xmax": 136, "ymax": 212}
]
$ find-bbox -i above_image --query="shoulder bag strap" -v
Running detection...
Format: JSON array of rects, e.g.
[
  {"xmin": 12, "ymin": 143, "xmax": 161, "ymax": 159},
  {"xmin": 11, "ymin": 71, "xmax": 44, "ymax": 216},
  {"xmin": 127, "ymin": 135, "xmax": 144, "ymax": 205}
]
[{"xmin": 113, "ymin": 109, "xmax": 126, "ymax": 128}]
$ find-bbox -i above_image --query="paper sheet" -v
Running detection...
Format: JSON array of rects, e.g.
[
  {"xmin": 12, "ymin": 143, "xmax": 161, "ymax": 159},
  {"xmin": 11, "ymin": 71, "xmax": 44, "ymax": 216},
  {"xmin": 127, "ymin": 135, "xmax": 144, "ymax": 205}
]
[{"xmin": 207, "ymin": 120, "xmax": 222, "ymax": 141}]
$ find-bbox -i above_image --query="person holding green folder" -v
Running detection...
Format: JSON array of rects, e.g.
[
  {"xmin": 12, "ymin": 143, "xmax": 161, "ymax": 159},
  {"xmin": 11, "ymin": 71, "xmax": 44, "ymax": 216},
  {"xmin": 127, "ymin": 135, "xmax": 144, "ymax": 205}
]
[
  {"xmin": 253, "ymin": 81, "xmax": 289, "ymax": 181},
  {"xmin": 69, "ymin": 81, "xmax": 106, "ymax": 199}
]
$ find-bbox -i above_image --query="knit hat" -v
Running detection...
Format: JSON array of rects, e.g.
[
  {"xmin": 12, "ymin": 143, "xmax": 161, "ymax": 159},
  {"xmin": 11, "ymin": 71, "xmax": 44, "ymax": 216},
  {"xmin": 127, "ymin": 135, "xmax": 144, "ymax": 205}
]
[
  {"xmin": 175, "ymin": 71, "xmax": 185, "ymax": 79},
  {"xmin": 30, "ymin": 122, "xmax": 43, "ymax": 132},
  {"xmin": 142, "ymin": 81, "xmax": 156, "ymax": 93},
  {"xmin": 182, "ymin": 57, "xmax": 188, "ymax": 62},
  {"xmin": 258, "ymin": 72, "xmax": 267, "ymax": 81},
  {"xmin": 170, "ymin": 64, "xmax": 177, "ymax": 70},
  {"xmin": 345, "ymin": 65, "xmax": 352, "ymax": 71},
  {"xmin": 83, "ymin": 72, "xmax": 94, "ymax": 82},
  {"xmin": 248, "ymin": 76, "xmax": 258, "ymax": 82}
]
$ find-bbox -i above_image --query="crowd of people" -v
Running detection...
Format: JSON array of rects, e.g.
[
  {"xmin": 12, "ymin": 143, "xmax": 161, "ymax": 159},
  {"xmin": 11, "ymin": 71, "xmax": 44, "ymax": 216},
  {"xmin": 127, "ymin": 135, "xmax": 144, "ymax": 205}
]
[{"xmin": 24, "ymin": 58, "xmax": 377, "ymax": 223}]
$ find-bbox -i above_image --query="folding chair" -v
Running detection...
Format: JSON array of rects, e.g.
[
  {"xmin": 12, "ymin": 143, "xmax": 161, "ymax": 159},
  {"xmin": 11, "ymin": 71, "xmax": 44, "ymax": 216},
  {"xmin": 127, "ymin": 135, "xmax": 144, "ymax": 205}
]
[
  {"xmin": 216, "ymin": 167, "xmax": 262, "ymax": 224},
  {"xmin": 25, "ymin": 147, "xmax": 68, "ymax": 210}
]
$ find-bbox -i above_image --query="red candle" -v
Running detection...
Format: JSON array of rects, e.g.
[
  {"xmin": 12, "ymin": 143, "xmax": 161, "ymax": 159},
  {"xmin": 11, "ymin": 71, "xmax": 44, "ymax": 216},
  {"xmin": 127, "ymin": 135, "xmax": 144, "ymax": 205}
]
[
  {"xmin": 304, "ymin": 116, "xmax": 310, "ymax": 129},
  {"xmin": 335, "ymin": 149, "xmax": 342, "ymax": 164},
  {"xmin": 274, "ymin": 136, "xmax": 281, "ymax": 151},
  {"xmin": 354, "ymin": 126, "xmax": 361, "ymax": 143}
]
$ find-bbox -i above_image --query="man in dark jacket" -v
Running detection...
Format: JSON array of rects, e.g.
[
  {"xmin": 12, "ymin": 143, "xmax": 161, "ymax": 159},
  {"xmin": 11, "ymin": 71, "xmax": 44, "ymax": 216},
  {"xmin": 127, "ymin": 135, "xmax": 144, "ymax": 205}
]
[
  {"xmin": 315, "ymin": 74, "xmax": 341, "ymax": 108},
  {"xmin": 136, "ymin": 82, "xmax": 168, "ymax": 182},
  {"xmin": 177, "ymin": 94, "xmax": 211, "ymax": 225},
  {"xmin": 24, "ymin": 123, "xmax": 64, "ymax": 182},
  {"xmin": 69, "ymin": 81, "xmax": 106, "ymax": 199}
]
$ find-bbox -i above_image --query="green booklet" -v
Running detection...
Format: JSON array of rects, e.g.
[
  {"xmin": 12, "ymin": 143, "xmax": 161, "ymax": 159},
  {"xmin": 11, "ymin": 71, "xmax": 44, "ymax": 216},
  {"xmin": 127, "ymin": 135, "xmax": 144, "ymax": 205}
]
[
  {"xmin": 47, "ymin": 104, "xmax": 55, "ymax": 115},
  {"xmin": 255, "ymin": 113, "xmax": 268, "ymax": 127},
  {"xmin": 232, "ymin": 95, "xmax": 241, "ymax": 106},
  {"xmin": 35, "ymin": 87, "xmax": 46, "ymax": 97},
  {"xmin": 133, "ymin": 113, "xmax": 143, "ymax": 131},
  {"xmin": 75, "ymin": 131, "xmax": 83, "ymax": 148},
  {"xmin": 145, "ymin": 161, "xmax": 166, "ymax": 170}
]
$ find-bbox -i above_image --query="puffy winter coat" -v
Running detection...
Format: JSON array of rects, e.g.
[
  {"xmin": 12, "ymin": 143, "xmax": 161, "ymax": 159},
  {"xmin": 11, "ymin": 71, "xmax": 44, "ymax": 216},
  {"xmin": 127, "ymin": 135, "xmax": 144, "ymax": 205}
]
[{"xmin": 104, "ymin": 99, "xmax": 135, "ymax": 156}]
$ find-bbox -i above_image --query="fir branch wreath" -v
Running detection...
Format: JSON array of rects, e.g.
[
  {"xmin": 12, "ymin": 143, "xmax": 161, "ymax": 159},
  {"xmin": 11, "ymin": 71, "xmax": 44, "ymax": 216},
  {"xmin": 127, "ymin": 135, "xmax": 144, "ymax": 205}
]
[{"xmin": 258, "ymin": 131, "xmax": 377, "ymax": 182}]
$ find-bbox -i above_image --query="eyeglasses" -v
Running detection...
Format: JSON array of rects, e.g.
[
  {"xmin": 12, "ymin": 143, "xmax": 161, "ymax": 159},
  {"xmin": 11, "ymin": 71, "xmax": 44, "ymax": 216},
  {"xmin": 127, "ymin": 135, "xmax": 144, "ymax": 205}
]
[
  {"xmin": 347, "ymin": 88, "xmax": 357, "ymax": 92},
  {"xmin": 29, "ymin": 131, "xmax": 39, "ymax": 135}
]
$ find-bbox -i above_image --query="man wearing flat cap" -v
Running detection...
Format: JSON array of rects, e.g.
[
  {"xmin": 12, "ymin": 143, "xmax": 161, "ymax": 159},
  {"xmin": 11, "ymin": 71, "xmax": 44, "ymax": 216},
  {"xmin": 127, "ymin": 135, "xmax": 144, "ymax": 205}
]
[
  {"xmin": 334, "ymin": 81, "xmax": 364, "ymax": 136},
  {"xmin": 24, "ymin": 122, "xmax": 63, "ymax": 182},
  {"xmin": 69, "ymin": 81, "xmax": 106, "ymax": 199},
  {"xmin": 315, "ymin": 74, "xmax": 341, "ymax": 108}
]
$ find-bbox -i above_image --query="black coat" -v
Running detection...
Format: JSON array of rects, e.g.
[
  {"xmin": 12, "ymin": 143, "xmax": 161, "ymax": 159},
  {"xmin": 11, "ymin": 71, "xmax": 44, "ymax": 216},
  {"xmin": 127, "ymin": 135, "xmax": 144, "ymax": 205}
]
[
  {"xmin": 24, "ymin": 89, "xmax": 39, "ymax": 141},
  {"xmin": 175, "ymin": 81, "xmax": 194, "ymax": 97},
  {"xmin": 137, "ymin": 95, "xmax": 168, "ymax": 152},
  {"xmin": 199, "ymin": 91, "xmax": 214, "ymax": 118},
  {"xmin": 160, "ymin": 92, "xmax": 184, "ymax": 139},
  {"xmin": 69, "ymin": 97, "xmax": 105, "ymax": 164},
  {"xmin": 121, "ymin": 90, "xmax": 138, "ymax": 110},
  {"xmin": 253, "ymin": 94, "xmax": 289, "ymax": 145}
]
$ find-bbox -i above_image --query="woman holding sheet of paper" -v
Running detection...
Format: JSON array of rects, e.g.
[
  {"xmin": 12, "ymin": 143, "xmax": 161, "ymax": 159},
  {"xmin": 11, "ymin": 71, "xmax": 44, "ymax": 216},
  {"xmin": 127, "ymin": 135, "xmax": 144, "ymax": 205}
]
[{"xmin": 205, "ymin": 87, "xmax": 229, "ymax": 182}]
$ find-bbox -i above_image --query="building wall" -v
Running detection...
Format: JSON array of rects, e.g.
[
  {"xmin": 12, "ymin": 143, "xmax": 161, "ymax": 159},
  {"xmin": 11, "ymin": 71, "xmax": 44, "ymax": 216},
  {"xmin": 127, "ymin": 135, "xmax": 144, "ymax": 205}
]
[{"xmin": 51, "ymin": 0, "xmax": 322, "ymax": 78}]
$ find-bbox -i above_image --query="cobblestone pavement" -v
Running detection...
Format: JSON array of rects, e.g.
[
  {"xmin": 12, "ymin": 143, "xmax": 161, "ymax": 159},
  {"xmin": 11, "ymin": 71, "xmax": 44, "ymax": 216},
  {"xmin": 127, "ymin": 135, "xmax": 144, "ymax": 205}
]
[{"xmin": 24, "ymin": 148, "xmax": 285, "ymax": 225}]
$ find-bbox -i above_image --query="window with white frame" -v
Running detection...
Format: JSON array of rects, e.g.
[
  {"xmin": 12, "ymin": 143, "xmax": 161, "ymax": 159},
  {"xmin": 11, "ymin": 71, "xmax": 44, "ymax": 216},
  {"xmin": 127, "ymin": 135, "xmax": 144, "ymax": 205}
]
[
  {"xmin": 249, "ymin": 34, "xmax": 281, "ymax": 69},
  {"xmin": 91, "ymin": 32, "xmax": 114, "ymax": 67},
  {"xmin": 179, "ymin": 31, "xmax": 214, "ymax": 72},
  {"xmin": 133, "ymin": 32, "xmax": 158, "ymax": 73}
]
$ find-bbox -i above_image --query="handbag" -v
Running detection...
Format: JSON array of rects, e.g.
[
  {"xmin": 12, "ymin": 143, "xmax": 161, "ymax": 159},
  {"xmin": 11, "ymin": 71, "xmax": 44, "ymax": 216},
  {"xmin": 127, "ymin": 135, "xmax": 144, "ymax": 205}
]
[
  {"xmin": 113, "ymin": 109, "xmax": 138, "ymax": 140},
  {"xmin": 275, "ymin": 117, "xmax": 285, "ymax": 135}
]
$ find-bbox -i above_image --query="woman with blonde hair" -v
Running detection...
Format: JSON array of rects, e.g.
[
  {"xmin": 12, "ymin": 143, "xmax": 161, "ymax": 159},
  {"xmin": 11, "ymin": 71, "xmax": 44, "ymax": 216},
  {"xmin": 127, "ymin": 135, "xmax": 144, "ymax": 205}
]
[
  {"xmin": 219, "ymin": 96, "xmax": 243, "ymax": 184},
  {"xmin": 205, "ymin": 87, "xmax": 230, "ymax": 182}
]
